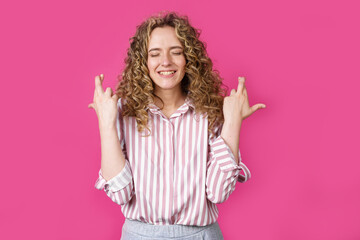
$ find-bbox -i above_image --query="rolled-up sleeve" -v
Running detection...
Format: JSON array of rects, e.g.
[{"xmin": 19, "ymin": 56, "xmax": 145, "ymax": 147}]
[
  {"xmin": 94, "ymin": 160, "xmax": 134, "ymax": 205},
  {"xmin": 205, "ymin": 127, "xmax": 251, "ymax": 204}
]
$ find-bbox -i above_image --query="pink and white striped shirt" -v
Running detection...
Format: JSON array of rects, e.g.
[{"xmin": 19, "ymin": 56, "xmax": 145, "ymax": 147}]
[{"xmin": 94, "ymin": 96, "xmax": 251, "ymax": 226}]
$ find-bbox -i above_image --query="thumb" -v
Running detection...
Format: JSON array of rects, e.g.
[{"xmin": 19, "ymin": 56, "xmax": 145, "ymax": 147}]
[
  {"xmin": 252, "ymin": 103, "xmax": 266, "ymax": 112},
  {"xmin": 88, "ymin": 103, "xmax": 94, "ymax": 109}
]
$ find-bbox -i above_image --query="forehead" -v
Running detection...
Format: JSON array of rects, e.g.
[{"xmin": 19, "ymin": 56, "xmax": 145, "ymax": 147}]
[{"xmin": 148, "ymin": 26, "xmax": 182, "ymax": 48}]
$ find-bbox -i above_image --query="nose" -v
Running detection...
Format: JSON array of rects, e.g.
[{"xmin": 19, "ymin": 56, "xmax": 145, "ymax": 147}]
[{"xmin": 161, "ymin": 52, "xmax": 172, "ymax": 66}]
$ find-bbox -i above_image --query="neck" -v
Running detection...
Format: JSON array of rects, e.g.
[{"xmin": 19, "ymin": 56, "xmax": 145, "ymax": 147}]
[{"xmin": 154, "ymin": 87, "xmax": 186, "ymax": 109}]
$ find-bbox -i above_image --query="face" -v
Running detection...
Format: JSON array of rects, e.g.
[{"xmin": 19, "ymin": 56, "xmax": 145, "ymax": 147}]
[{"xmin": 147, "ymin": 26, "xmax": 186, "ymax": 94}]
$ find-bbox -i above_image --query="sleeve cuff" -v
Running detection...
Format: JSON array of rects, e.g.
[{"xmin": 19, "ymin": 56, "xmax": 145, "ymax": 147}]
[
  {"xmin": 94, "ymin": 160, "xmax": 133, "ymax": 192},
  {"xmin": 210, "ymin": 135, "xmax": 251, "ymax": 183}
]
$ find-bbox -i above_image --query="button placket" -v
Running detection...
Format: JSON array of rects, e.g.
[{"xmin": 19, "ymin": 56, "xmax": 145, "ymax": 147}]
[{"xmin": 169, "ymin": 118, "xmax": 176, "ymax": 220}]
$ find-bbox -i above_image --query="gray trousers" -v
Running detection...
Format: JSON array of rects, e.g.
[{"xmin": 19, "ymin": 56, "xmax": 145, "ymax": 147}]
[{"xmin": 121, "ymin": 219, "xmax": 224, "ymax": 240}]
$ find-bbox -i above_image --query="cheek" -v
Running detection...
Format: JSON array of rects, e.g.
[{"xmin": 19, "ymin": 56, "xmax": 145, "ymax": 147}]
[
  {"xmin": 179, "ymin": 57, "xmax": 186, "ymax": 70},
  {"xmin": 147, "ymin": 60, "xmax": 157, "ymax": 73}
]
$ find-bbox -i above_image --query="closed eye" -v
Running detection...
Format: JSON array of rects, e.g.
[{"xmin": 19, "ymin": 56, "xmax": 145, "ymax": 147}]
[{"xmin": 149, "ymin": 52, "xmax": 182, "ymax": 57}]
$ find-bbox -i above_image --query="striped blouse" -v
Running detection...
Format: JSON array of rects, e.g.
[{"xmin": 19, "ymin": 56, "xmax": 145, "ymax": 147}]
[{"xmin": 94, "ymin": 96, "xmax": 251, "ymax": 226}]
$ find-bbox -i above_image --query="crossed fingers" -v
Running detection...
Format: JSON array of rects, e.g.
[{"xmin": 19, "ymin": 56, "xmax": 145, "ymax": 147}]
[
  {"xmin": 237, "ymin": 76, "xmax": 245, "ymax": 94},
  {"xmin": 88, "ymin": 74, "xmax": 106, "ymax": 109},
  {"xmin": 95, "ymin": 74, "xmax": 104, "ymax": 96},
  {"xmin": 229, "ymin": 76, "xmax": 266, "ymax": 119},
  {"xmin": 230, "ymin": 76, "xmax": 246, "ymax": 96}
]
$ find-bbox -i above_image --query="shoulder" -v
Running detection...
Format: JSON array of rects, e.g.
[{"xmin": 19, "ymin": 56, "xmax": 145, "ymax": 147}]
[{"xmin": 117, "ymin": 97, "xmax": 128, "ymax": 111}]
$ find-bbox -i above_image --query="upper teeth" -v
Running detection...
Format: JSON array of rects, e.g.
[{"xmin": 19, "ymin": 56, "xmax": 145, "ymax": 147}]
[{"xmin": 159, "ymin": 71, "xmax": 175, "ymax": 75}]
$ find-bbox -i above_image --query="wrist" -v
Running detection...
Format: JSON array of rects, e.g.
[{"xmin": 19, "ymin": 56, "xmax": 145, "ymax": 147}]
[
  {"xmin": 223, "ymin": 118, "xmax": 242, "ymax": 131},
  {"xmin": 99, "ymin": 122, "xmax": 117, "ymax": 134}
]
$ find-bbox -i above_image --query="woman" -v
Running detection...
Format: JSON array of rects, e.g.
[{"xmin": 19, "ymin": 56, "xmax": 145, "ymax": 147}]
[{"xmin": 88, "ymin": 11, "xmax": 266, "ymax": 240}]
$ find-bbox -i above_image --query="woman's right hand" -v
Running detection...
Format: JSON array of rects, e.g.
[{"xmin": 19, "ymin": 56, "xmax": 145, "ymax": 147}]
[{"xmin": 88, "ymin": 74, "xmax": 119, "ymax": 129}]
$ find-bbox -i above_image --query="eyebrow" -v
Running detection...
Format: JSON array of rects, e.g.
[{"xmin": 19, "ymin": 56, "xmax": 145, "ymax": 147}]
[{"xmin": 148, "ymin": 46, "xmax": 183, "ymax": 52}]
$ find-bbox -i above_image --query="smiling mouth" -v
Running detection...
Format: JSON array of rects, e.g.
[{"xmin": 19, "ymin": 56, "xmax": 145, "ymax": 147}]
[{"xmin": 158, "ymin": 70, "xmax": 176, "ymax": 75}]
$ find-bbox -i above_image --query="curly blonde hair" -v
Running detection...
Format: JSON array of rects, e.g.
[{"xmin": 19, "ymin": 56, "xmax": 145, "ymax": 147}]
[{"xmin": 115, "ymin": 11, "xmax": 228, "ymax": 136}]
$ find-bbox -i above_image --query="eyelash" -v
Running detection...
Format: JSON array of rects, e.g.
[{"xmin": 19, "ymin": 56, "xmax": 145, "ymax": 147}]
[{"xmin": 150, "ymin": 52, "xmax": 182, "ymax": 57}]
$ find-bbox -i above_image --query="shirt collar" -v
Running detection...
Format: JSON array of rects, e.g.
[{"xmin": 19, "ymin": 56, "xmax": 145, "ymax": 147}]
[{"xmin": 147, "ymin": 95, "xmax": 195, "ymax": 117}]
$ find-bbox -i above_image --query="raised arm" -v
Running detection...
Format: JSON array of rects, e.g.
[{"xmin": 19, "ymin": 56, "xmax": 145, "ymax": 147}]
[
  {"xmin": 205, "ymin": 76, "xmax": 265, "ymax": 203},
  {"xmin": 89, "ymin": 74, "xmax": 134, "ymax": 205},
  {"xmin": 220, "ymin": 76, "xmax": 266, "ymax": 164}
]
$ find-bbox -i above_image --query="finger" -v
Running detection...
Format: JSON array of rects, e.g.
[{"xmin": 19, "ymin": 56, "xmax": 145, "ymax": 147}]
[
  {"xmin": 95, "ymin": 75, "xmax": 104, "ymax": 96},
  {"xmin": 251, "ymin": 103, "xmax": 266, "ymax": 112},
  {"xmin": 230, "ymin": 89, "xmax": 236, "ymax": 95},
  {"xmin": 237, "ymin": 76, "xmax": 245, "ymax": 94},
  {"xmin": 88, "ymin": 103, "xmax": 94, "ymax": 109},
  {"xmin": 243, "ymin": 87, "xmax": 248, "ymax": 97},
  {"xmin": 112, "ymin": 93, "xmax": 119, "ymax": 100},
  {"xmin": 93, "ymin": 88, "xmax": 97, "ymax": 99},
  {"xmin": 105, "ymin": 87, "xmax": 113, "ymax": 96}
]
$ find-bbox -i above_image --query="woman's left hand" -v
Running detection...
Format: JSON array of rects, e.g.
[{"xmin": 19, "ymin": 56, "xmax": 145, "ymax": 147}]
[
  {"xmin": 223, "ymin": 76, "xmax": 266, "ymax": 125},
  {"xmin": 221, "ymin": 76, "xmax": 266, "ymax": 164}
]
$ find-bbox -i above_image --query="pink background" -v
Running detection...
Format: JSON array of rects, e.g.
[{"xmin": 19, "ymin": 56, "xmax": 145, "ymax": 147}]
[{"xmin": 1, "ymin": 0, "xmax": 359, "ymax": 239}]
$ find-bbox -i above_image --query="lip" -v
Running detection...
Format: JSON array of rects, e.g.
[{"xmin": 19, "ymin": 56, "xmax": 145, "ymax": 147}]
[{"xmin": 157, "ymin": 70, "xmax": 177, "ymax": 78}]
